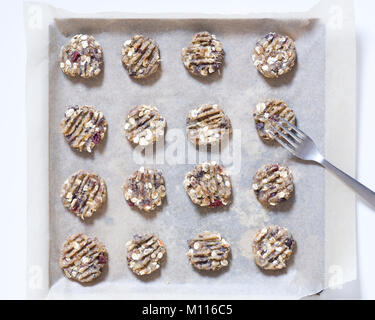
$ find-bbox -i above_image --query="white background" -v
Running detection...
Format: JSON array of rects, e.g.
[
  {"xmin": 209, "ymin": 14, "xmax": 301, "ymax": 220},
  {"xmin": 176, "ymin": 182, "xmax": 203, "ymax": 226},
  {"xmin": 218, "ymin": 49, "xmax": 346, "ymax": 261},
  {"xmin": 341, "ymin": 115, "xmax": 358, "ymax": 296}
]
[{"xmin": 1, "ymin": 0, "xmax": 374, "ymax": 299}]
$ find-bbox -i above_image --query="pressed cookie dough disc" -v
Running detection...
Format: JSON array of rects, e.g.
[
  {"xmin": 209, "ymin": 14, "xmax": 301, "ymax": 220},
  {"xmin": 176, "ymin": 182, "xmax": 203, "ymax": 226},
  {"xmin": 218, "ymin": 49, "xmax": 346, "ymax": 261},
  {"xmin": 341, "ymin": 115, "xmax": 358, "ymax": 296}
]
[
  {"xmin": 252, "ymin": 164, "xmax": 294, "ymax": 207},
  {"xmin": 184, "ymin": 161, "xmax": 232, "ymax": 208},
  {"xmin": 61, "ymin": 105, "xmax": 108, "ymax": 153},
  {"xmin": 61, "ymin": 170, "xmax": 107, "ymax": 220},
  {"xmin": 123, "ymin": 167, "xmax": 166, "ymax": 212},
  {"xmin": 121, "ymin": 35, "xmax": 161, "ymax": 79},
  {"xmin": 252, "ymin": 225, "xmax": 296, "ymax": 270},
  {"xmin": 59, "ymin": 233, "xmax": 108, "ymax": 283},
  {"xmin": 187, "ymin": 231, "xmax": 230, "ymax": 271},
  {"xmin": 182, "ymin": 31, "xmax": 224, "ymax": 77},
  {"xmin": 252, "ymin": 32, "xmax": 296, "ymax": 79},
  {"xmin": 126, "ymin": 234, "xmax": 166, "ymax": 276},
  {"xmin": 124, "ymin": 105, "xmax": 166, "ymax": 147},
  {"xmin": 253, "ymin": 99, "xmax": 296, "ymax": 141},
  {"xmin": 59, "ymin": 34, "xmax": 103, "ymax": 79},
  {"xmin": 186, "ymin": 104, "xmax": 232, "ymax": 146}
]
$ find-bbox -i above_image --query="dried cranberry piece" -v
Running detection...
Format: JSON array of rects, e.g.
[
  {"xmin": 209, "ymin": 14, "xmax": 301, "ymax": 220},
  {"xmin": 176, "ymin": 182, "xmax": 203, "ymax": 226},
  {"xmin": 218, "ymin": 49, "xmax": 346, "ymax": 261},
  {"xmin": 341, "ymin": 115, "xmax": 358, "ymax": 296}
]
[
  {"xmin": 270, "ymin": 115, "xmax": 280, "ymax": 122},
  {"xmin": 127, "ymin": 201, "xmax": 135, "ymax": 207},
  {"xmin": 71, "ymin": 202, "xmax": 79, "ymax": 212},
  {"xmin": 210, "ymin": 199, "xmax": 223, "ymax": 208},
  {"xmin": 92, "ymin": 132, "xmax": 101, "ymax": 144},
  {"xmin": 215, "ymin": 165, "xmax": 224, "ymax": 174},
  {"xmin": 98, "ymin": 254, "xmax": 107, "ymax": 265},
  {"xmin": 269, "ymin": 164, "xmax": 279, "ymax": 172},
  {"xmin": 71, "ymin": 51, "xmax": 81, "ymax": 62},
  {"xmin": 141, "ymin": 199, "xmax": 151, "ymax": 206},
  {"xmin": 285, "ymin": 238, "xmax": 293, "ymax": 248},
  {"xmin": 196, "ymin": 170, "xmax": 205, "ymax": 179},
  {"xmin": 266, "ymin": 33, "xmax": 275, "ymax": 42}
]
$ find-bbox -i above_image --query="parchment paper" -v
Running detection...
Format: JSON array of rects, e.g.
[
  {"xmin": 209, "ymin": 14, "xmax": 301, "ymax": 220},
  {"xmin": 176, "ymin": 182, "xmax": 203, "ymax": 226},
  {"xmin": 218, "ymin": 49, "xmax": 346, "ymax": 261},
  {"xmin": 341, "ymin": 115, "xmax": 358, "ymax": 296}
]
[{"xmin": 25, "ymin": 0, "xmax": 357, "ymax": 299}]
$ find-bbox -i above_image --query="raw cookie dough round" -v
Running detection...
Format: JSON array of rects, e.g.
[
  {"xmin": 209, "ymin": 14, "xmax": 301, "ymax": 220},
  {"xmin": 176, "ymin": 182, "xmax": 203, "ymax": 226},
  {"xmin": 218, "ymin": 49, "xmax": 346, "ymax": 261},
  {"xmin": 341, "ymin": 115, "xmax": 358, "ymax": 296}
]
[
  {"xmin": 182, "ymin": 31, "xmax": 224, "ymax": 77},
  {"xmin": 252, "ymin": 32, "xmax": 296, "ymax": 78},
  {"xmin": 60, "ymin": 233, "xmax": 108, "ymax": 283},
  {"xmin": 124, "ymin": 105, "xmax": 166, "ymax": 147},
  {"xmin": 184, "ymin": 161, "xmax": 232, "ymax": 208},
  {"xmin": 126, "ymin": 234, "xmax": 166, "ymax": 276},
  {"xmin": 253, "ymin": 99, "xmax": 296, "ymax": 141},
  {"xmin": 187, "ymin": 231, "xmax": 230, "ymax": 271},
  {"xmin": 61, "ymin": 170, "xmax": 107, "ymax": 220},
  {"xmin": 59, "ymin": 34, "xmax": 103, "ymax": 79},
  {"xmin": 121, "ymin": 35, "xmax": 161, "ymax": 79},
  {"xmin": 123, "ymin": 167, "xmax": 166, "ymax": 212},
  {"xmin": 252, "ymin": 164, "xmax": 294, "ymax": 207},
  {"xmin": 252, "ymin": 225, "xmax": 296, "ymax": 270},
  {"xmin": 186, "ymin": 104, "xmax": 232, "ymax": 146},
  {"xmin": 61, "ymin": 105, "xmax": 108, "ymax": 153}
]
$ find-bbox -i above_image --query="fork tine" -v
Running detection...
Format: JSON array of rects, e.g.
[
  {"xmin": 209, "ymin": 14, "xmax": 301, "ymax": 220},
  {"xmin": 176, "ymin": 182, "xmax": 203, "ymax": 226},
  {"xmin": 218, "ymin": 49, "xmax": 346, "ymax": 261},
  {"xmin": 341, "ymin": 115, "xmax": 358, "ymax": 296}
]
[
  {"xmin": 273, "ymin": 134, "xmax": 297, "ymax": 155},
  {"xmin": 268, "ymin": 124, "xmax": 299, "ymax": 148},
  {"xmin": 278, "ymin": 124, "xmax": 304, "ymax": 142},
  {"xmin": 279, "ymin": 118, "xmax": 306, "ymax": 138}
]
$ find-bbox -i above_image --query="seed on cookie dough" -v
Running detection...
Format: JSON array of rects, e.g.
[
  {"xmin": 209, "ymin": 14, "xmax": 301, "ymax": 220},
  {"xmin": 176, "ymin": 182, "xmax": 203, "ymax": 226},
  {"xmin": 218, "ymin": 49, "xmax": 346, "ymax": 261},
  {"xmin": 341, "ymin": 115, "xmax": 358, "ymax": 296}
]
[
  {"xmin": 187, "ymin": 231, "xmax": 230, "ymax": 271},
  {"xmin": 252, "ymin": 225, "xmax": 296, "ymax": 270},
  {"xmin": 59, "ymin": 34, "xmax": 103, "ymax": 79},
  {"xmin": 186, "ymin": 104, "xmax": 232, "ymax": 146},
  {"xmin": 123, "ymin": 167, "xmax": 166, "ymax": 212},
  {"xmin": 126, "ymin": 234, "xmax": 166, "ymax": 276},
  {"xmin": 184, "ymin": 161, "xmax": 232, "ymax": 208},
  {"xmin": 252, "ymin": 164, "xmax": 294, "ymax": 207},
  {"xmin": 121, "ymin": 35, "xmax": 161, "ymax": 79},
  {"xmin": 61, "ymin": 105, "xmax": 107, "ymax": 153},
  {"xmin": 124, "ymin": 105, "xmax": 166, "ymax": 147},
  {"xmin": 61, "ymin": 170, "xmax": 107, "ymax": 220},
  {"xmin": 253, "ymin": 99, "xmax": 296, "ymax": 142},
  {"xmin": 182, "ymin": 31, "xmax": 224, "ymax": 77},
  {"xmin": 60, "ymin": 233, "xmax": 108, "ymax": 283},
  {"xmin": 252, "ymin": 32, "xmax": 296, "ymax": 78}
]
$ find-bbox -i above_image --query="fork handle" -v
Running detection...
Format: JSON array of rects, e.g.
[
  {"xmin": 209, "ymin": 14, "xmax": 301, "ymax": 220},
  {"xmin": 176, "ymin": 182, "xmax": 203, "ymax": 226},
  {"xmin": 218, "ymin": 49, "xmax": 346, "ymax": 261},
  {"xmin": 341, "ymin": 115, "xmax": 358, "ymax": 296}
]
[{"xmin": 321, "ymin": 158, "xmax": 375, "ymax": 206}]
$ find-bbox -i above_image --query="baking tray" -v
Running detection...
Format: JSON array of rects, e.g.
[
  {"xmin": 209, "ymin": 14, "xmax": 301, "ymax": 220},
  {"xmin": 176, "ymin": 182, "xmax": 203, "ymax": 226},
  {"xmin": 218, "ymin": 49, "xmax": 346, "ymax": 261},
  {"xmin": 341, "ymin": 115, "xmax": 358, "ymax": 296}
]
[{"xmin": 25, "ymin": 0, "xmax": 356, "ymax": 299}]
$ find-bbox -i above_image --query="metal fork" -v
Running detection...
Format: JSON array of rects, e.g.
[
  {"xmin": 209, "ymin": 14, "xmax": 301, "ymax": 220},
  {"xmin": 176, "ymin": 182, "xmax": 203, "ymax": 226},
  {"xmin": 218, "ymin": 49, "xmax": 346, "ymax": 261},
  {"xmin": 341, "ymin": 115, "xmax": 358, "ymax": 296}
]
[{"xmin": 268, "ymin": 118, "xmax": 375, "ymax": 206}]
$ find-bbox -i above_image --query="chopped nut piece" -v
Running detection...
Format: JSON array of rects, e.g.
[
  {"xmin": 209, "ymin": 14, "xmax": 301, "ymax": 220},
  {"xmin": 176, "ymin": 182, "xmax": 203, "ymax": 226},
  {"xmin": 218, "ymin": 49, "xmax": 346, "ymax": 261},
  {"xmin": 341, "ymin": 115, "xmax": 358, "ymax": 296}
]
[
  {"xmin": 252, "ymin": 164, "xmax": 294, "ymax": 207},
  {"xmin": 126, "ymin": 234, "xmax": 166, "ymax": 276},
  {"xmin": 252, "ymin": 32, "xmax": 296, "ymax": 78},
  {"xmin": 121, "ymin": 35, "xmax": 161, "ymax": 79},
  {"xmin": 182, "ymin": 31, "xmax": 224, "ymax": 77},
  {"xmin": 187, "ymin": 231, "xmax": 230, "ymax": 271},
  {"xmin": 252, "ymin": 225, "xmax": 296, "ymax": 270},
  {"xmin": 184, "ymin": 162, "xmax": 232, "ymax": 208},
  {"xmin": 60, "ymin": 233, "xmax": 108, "ymax": 283}
]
